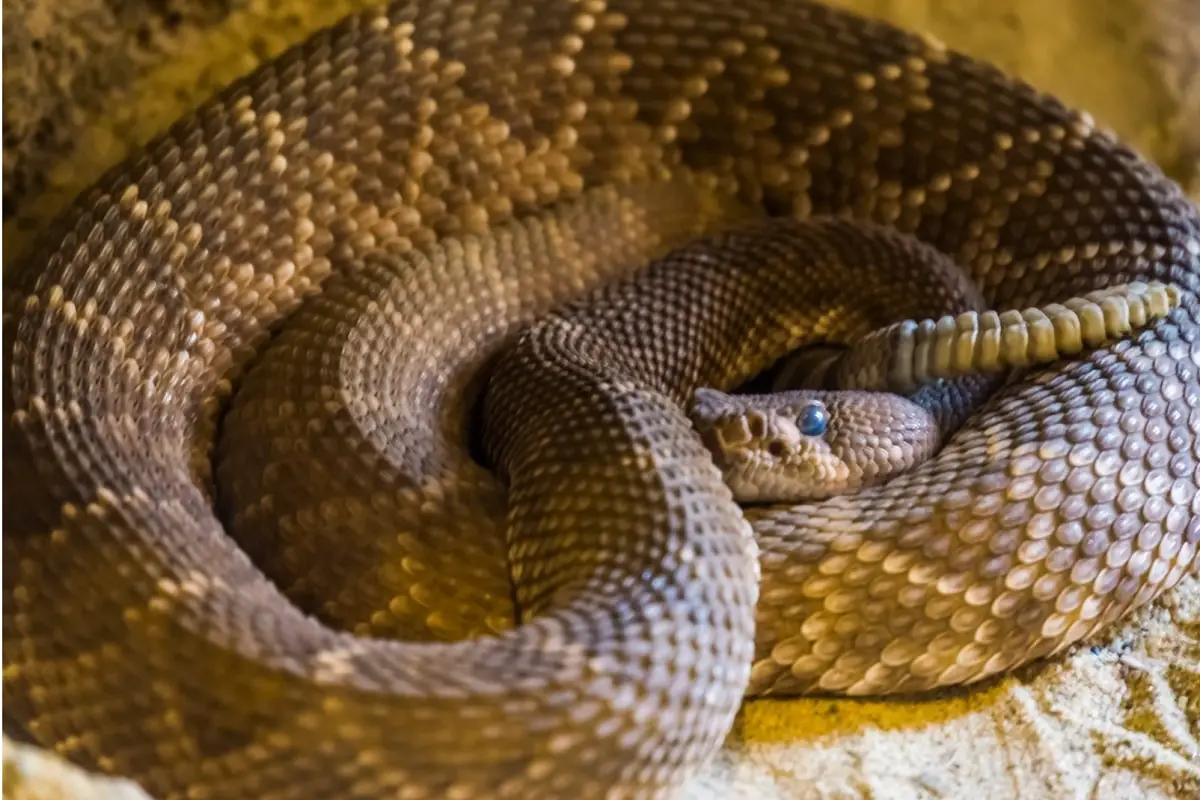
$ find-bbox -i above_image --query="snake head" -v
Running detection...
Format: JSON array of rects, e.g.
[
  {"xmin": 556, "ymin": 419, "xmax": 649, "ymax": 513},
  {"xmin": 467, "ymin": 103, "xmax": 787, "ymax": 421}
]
[{"xmin": 689, "ymin": 387, "xmax": 939, "ymax": 503}]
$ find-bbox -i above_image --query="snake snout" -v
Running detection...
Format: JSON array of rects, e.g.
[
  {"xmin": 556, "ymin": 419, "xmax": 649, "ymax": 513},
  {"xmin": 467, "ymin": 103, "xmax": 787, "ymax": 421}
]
[
  {"xmin": 690, "ymin": 388, "xmax": 850, "ymax": 503},
  {"xmin": 690, "ymin": 386, "xmax": 944, "ymax": 504}
]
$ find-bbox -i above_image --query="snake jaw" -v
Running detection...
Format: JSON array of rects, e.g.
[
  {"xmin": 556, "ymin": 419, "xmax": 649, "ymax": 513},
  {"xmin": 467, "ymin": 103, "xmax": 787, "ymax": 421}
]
[{"xmin": 726, "ymin": 445, "xmax": 851, "ymax": 504}]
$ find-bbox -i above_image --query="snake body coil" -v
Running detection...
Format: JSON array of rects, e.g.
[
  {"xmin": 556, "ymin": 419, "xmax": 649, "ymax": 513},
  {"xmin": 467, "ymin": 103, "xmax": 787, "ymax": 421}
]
[{"xmin": 5, "ymin": 1, "xmax": 1200, "ymax": 798}]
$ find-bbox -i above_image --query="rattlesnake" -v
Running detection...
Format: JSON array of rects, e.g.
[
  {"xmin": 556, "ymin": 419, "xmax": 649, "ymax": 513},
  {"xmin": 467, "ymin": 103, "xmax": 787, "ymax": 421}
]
[{"xmin": 5, "ymin": 1, "xmax": 1200, "ymax": 798}]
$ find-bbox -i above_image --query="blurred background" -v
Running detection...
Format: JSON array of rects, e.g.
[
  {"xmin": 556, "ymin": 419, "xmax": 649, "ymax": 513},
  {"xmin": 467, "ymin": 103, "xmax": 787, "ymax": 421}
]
[{"xmin": 3, "ymin": 1, "xmax": 1199, "ymax": 797}]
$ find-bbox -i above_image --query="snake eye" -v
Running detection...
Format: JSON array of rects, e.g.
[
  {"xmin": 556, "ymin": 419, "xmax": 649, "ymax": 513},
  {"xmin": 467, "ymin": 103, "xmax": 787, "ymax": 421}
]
[{"xmin": 797, "ymin": 404, "xmax": 828, "ymax": 437}]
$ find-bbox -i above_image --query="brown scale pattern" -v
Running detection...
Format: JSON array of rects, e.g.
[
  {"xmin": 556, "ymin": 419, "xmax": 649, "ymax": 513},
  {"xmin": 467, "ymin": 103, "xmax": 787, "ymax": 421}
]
[
  {"xmin": 4, "ymin": 0, "xmax": 1200, "ymax": 798},
  {"xmin": 219, "ymin": 181, "xmax": 747, "ymax": 641}
]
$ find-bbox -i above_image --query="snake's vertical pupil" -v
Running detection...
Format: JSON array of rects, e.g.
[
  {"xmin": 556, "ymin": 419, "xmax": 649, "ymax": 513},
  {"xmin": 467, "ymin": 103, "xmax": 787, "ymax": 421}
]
[{"xmin": 798, "ymin": 404, "xmax": 828, "ymax": 436}]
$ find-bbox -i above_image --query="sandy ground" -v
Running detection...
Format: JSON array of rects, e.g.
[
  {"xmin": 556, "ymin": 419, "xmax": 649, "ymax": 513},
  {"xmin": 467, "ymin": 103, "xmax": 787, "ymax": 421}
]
[{"xmin": 4, "ymin": 1, "xmax": 1199, "ymax": 798}]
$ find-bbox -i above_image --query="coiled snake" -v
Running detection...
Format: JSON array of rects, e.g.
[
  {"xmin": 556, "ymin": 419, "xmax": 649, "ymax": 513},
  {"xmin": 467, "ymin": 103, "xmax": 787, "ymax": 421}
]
[{"xmin": 5, "ymin": 1, "xmax": 1200, "ymax": 798}]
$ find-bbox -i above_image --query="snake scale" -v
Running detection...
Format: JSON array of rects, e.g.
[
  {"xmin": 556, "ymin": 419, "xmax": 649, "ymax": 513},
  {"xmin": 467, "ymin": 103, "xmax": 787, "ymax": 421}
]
[{"xmin": 5, "ymin": 0, "xmax": 1200, "ymax": 797}]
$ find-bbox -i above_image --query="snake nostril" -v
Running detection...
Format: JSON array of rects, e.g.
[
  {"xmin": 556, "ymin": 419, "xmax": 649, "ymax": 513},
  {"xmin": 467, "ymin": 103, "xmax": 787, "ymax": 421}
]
[{"xmin": 767, "ymin": 440, "xmax": 786, "ymax": 457}]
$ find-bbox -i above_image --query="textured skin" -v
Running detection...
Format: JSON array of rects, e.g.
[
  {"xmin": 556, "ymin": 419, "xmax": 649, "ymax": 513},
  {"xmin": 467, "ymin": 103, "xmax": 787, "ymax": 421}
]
[
  {"xmin": 689, "ymin": 280, "xmax": 1181, "ymax": 504},
  {"xmin": 689, "ymin": 385, "xmax": 943, "ymax": 504},
  {"xmin": 5, "ymin": 1, "xmax": 1200, "ymax": 798}
]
